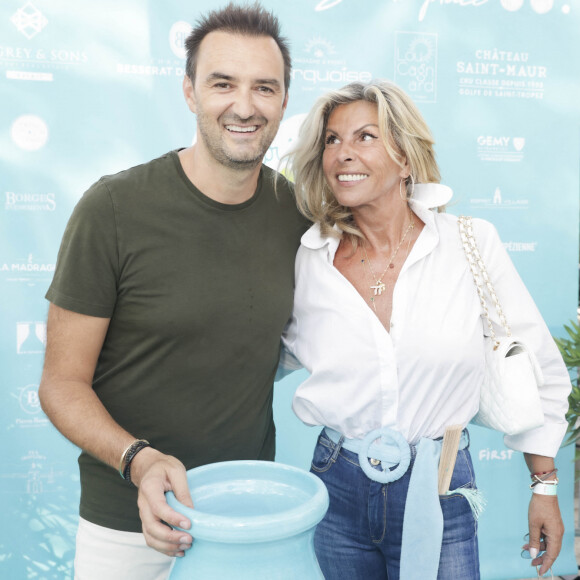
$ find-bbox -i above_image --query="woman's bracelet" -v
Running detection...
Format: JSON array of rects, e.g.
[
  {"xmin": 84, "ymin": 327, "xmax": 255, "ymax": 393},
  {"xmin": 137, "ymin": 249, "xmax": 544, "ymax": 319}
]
[
  {"xmin": 530, "ymin": 477, "xmax": 558, "ymax": 496},
  {"xmin": 530, "ymin": 468, "xmax": 558, "ymax": 481},
  {"xmin": 530, "ymin": 469, "xmax": 558, "ymax": 487}
]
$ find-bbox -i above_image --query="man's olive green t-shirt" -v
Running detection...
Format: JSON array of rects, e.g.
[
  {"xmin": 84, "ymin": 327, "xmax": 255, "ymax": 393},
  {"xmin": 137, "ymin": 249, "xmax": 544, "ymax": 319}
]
[{"xmin": 46, "ymin": 150, "xmax": 308, "ymax": 532}]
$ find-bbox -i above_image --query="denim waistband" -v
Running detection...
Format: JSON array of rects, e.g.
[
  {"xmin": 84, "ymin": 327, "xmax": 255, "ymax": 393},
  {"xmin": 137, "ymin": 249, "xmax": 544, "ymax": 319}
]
[
  {"xmin": 323, "ymin": 426, "xmax": 469, "ymax": 484},
  {"xmin": 319, "ymin": 426, "xmax": 476, "ymax": 579}
]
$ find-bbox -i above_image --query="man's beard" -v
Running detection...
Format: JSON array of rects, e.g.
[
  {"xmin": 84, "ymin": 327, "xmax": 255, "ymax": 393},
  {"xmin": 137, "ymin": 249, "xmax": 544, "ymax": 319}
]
[{"xmin": 196, "ymin": 112, "xmax": 280, "ymax": 171}]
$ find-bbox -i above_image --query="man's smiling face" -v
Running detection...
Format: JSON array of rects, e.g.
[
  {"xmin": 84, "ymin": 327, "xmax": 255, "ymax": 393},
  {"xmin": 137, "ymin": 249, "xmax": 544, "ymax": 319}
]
[{"xmin": 187, "ymin": 31, "xmax": 288, "ymax": 170}]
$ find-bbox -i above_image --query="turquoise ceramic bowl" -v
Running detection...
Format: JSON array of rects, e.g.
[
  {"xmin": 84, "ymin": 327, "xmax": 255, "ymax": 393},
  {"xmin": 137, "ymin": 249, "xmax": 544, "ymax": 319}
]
[{"xmin": 165, "ymin": 460, "xmax": 329, "ymax": 579}]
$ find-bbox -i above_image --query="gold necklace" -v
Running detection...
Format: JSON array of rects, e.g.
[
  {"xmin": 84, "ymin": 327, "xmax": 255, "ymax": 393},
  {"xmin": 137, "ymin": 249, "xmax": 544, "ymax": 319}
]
[{"xmin": 362, "ymin": 212, "xmax": 415, "ymax": 307}]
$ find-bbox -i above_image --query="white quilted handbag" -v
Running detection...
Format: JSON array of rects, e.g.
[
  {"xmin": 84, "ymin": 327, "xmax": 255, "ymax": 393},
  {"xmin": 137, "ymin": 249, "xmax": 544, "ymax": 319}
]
[{"xmin": 458, "ymin": 216, "xmax": 545, "ymax": 436}]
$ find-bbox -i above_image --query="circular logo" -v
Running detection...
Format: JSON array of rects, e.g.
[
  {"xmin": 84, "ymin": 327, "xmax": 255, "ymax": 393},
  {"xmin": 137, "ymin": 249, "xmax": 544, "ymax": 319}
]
[
  {"xmin": 530, "ymin": 0, "xmax": 554, "ymax": 13},
  {"xmin": 500, "ymin": 0, "xmax": 524, "ymax": 11},
  {"xmin": 169, "ymin": 21, "xmax": 192, "ymax": 59},
  {"xmin": 11, "ymin": 115, "xmax": 49, "ymax": 151},
  {"xmin": 19, "ymin": 384, "xmax": 41, "ymax": 414}
]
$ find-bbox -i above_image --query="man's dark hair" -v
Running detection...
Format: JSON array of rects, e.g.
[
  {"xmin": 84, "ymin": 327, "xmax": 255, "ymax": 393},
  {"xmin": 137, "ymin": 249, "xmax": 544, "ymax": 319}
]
[{"xmin": 185, "ymin": 2, "xmax": 291, "ymax": 93}]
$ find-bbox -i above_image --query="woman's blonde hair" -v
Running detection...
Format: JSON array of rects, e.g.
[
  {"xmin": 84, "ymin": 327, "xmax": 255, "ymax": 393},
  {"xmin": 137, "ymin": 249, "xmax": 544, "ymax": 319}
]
[{"xmin": 285, "ymin": 80, "xmax": 441, "ymax": 241}]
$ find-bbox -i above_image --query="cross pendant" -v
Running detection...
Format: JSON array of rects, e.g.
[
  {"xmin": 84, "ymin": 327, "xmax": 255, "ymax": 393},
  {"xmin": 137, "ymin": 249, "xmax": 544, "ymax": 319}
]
[{"xmin": 371, "ymin": 282, "xmax": 386, "ymax": 296}]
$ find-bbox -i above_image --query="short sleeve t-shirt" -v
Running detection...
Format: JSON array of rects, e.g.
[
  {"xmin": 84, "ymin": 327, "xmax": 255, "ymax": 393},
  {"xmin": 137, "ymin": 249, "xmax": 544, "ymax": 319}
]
[{"xmin": 46, "ymin": 150, "xmax": 308, "ymax": 531}]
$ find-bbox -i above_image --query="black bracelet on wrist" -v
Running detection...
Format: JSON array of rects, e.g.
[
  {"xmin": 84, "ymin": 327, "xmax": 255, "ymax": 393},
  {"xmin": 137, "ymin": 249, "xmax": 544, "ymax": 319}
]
[{"xmin": 119, "ymin": 439, "xmax": 152, "ymax": 484}]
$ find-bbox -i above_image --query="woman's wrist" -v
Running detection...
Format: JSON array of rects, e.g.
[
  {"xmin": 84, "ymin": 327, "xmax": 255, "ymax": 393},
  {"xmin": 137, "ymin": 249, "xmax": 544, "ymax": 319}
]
[
  {"xmin": 524, "ymin": 453, "xmax": 555, "ymax": 476},
  {"xmin": 530, "ymin": 470, "xmax": 559, "ymax": 496},
  {"xmin": 524, "ymin": 453, "xmax": 559, "ymax": 495}
]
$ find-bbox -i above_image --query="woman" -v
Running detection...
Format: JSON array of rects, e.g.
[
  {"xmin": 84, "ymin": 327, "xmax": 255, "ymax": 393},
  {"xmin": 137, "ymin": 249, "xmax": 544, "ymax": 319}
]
[{"xmin": 281, "ymin": 80, "xmax": 570, "ymax": 579}]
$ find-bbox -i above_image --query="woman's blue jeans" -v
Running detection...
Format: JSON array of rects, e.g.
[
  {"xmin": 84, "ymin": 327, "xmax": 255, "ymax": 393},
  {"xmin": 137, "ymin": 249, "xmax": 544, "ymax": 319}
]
[{"xmin": 310, "ymin": 430, "xmax": 480, "ymax": 580}]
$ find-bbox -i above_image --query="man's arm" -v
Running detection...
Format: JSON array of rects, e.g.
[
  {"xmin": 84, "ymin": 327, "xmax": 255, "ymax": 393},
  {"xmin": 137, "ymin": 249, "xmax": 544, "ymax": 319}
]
[{"xmin": 39, "ymin": 303, "xmax": 194, "ymax": 557}]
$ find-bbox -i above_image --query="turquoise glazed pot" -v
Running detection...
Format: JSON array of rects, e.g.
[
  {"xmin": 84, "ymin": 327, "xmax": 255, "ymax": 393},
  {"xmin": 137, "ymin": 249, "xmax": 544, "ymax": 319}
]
[{"xmin": 165, "ymin": 460, "xmax": 329, "ymax": 579}]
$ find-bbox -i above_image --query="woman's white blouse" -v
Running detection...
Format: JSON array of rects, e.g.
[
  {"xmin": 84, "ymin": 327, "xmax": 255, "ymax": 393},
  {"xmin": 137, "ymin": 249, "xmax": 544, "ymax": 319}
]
[{"xmin": 282, "ymin": 189, "xmax": 571, "ymax": 457}]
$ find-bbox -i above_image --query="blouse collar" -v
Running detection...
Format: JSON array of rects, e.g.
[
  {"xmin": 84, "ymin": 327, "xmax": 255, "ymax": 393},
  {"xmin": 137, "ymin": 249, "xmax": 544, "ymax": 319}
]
[{"xmin": 301, "ymin": 183, "xmax": 453, "ymax": 252}]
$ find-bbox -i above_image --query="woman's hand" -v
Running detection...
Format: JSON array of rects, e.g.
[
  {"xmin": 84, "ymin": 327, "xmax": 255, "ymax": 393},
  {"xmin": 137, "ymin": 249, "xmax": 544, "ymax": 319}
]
[{"xmin": 523, "ymin": 494, "xmax": 564, "ymax": 576}]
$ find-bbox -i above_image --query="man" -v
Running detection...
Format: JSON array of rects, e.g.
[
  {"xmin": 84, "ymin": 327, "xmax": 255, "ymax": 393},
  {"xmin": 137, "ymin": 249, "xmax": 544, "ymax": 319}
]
[{"xmin": 38, "ymin": 4, "xmax": 306, "ymax": 579}]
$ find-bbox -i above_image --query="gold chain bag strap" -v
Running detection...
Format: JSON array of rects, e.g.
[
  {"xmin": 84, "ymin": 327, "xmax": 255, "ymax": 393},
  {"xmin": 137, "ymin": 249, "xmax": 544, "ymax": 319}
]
[{"xmin": 458, "ymin": 216, "xmax": 545, "ymax": 436}]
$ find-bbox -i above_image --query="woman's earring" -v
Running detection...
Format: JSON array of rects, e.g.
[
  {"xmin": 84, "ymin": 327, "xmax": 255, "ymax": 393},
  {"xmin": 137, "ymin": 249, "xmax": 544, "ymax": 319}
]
[{"xmin": 400, "ymin": 174, "xmax": 415, "ymax": 201}]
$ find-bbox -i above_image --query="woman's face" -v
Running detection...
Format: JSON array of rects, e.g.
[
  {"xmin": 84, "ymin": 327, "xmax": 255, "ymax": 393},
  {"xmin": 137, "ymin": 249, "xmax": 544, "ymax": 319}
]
[{"xmin": 322, "ymin": 100, "xmax": 407, "ymax": 211}]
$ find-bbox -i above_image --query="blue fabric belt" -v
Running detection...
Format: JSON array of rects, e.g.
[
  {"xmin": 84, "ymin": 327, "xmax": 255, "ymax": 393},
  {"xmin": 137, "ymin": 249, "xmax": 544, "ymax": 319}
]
[{"xmin": 323, "ymin": 426, "xmax": 470, "ymax": 579}]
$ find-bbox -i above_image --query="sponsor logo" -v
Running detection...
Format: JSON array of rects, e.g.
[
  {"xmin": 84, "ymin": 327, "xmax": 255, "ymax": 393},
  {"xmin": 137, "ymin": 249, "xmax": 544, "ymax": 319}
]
[
  {"xmin": 116, "ymin": 21, "xmax": 191, "ymax": 78},
  {"xmin": 16, "ymin": 321, "xmax": 47, "ymax": 354},
  {"xmin": 314, "ymin": 0, "xmax": 489, "ymax": 21},
  {"xmin": 169, "ymin": 21, "xmax": 192, "ymax": 59},
  {"xmin": 503, "ymin": 241, "xmax": 538, "ymax": 252},
  {"xmin": 6, "ymin": 70, "xmax": 53, "ymax": 81},
  {"xmin": 292, "ymin": 36, "xmax": 372, "ymax": 91},
  {"xmin": 2, "ymin": 6, "xmax": 88, "ymax": 78},
  {"xmin": 457, "ymin": 49, "xmax": 547, "ymax": 100},
  {"xmin": 4, "ymin": 191, "xmax": 56, "ymax": 211},
  {"xmin": 0, "ymin": 452, "xmax": 67, "ymax": 494},
  {"xmin": 1, "ymin": 254, "xmax": 55, "ymax": 285},
  {"xmin": 477, "ymin": 135, "xmax": 525, "ymax": 162},
  {"xmin": 18, "ymin": 384, "xmax": 42, "ymax": 415},
  {"xmin": 314, "ymin": 0, "xmax": 559, "ymax": 20},
  {"xmin": 10, "ymin": 115, "xmax": 48, "ymax": 151},
  {"xmin": 116, "ymin": 63, "xmax": 184, "ymax": 76},
  {"xmin": 10, "ymin": 385, "xmax": 50, "ymax": 429},
  {"xmin": 478, "ymin": 448, "xmax": 515, "ymax": 460},
  {"xmin": 14, "ymin": 416, "xmax": 50, "ymax": 429},
  {"xmin": 0, "ymin": 46, "xmax": 88, "ymax": 63},
  {"xmin": 395, "ymin": 32, "xmax": 437, "ymax": 103},
  {"xmin": 304, "ymin": 37, "xmax": 336, "ymax": 60},
  {"xmin": 11, "ymin": 2, "xmax": 47, "ymax": 39},
  {"xmin": 15, "ymin": 451, "xmax": 63, "ymax": 494},
  {"xmin": 470, "ymin": 186, "xmax": 529, "ymax": 210},
  {"xmin": 502, "ymin": 0, "xmax": 555, "ymax": 12},
  {"xmin": 420, "ymin": 0, "xmax": 556, "ymax": 20},
  {"xmin": 23, "ymin": 450, "xmax": 47, "ymax": 493}
]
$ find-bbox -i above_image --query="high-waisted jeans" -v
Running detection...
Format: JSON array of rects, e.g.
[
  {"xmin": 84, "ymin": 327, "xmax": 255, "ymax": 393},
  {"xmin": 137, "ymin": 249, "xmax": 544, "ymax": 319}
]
[{"xmin": 310, "ymin": 430, "xmax": 480, "ymax": 580}]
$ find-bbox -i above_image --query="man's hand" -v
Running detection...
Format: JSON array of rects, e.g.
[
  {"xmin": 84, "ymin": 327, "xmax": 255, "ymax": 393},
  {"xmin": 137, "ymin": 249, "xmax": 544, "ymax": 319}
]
[
  {"xmin": 524, "ymin": 494, "xmax": 564, "ymax": 576},
  {"xmin": 132, "ymin": 447, "xmax": 194, "ymax": 557}
]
